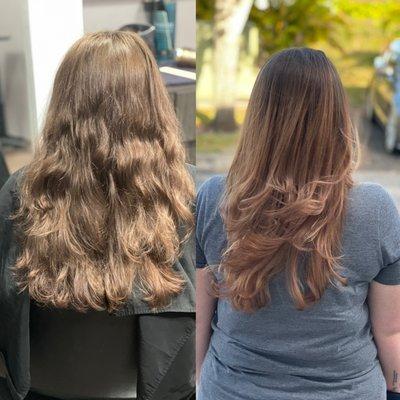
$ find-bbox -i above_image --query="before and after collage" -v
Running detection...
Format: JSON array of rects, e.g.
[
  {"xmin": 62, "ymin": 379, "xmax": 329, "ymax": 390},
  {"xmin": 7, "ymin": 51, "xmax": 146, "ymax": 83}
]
[{"xmin": 0, "ymin": 0, "xmax": 400, "ymax": 399}]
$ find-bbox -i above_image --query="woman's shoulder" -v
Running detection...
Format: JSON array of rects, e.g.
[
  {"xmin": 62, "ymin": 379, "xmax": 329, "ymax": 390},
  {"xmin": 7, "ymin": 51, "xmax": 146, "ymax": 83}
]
[
  {"xmin": 350, "ymin": 182, "xmax": 396, "ymax": 209},
  {"xmin": 0, "ymin": 169, "xmax": 25, "ymax": 257},
  {"xmin": 1, "ymin": 168, "xmax": 25, "ymax": 188},
  {"xmin": 348, "ymin": 182, "xmax": 398, "ymax": 234},
  {"xmin": 185, "ymin": 163, "xmax": 196, "ymax": 179},
  {"xmin": 197, "ymin": 174, "xmax": 226, "ymax": 200},
  {"xmin": 0, "ymin": 168, "xmax": 25, "ymax": 214},
  {"xmin": 196, "ymin": 175, "xmax": 226, "ymax": 223}
]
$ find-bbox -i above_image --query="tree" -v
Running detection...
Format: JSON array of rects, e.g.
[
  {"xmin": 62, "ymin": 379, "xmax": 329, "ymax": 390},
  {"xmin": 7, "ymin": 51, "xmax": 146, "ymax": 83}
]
[
  {"xmin": 250, "ymin": 0, "xmax": 345, "ymax": 61},
  {"xmin": 196, "ymin": 0, "xmax": 345, "ymax": 132},
  {"xmin": 212, "ymin": 0, "xmax": 254, "ymax": 131}
]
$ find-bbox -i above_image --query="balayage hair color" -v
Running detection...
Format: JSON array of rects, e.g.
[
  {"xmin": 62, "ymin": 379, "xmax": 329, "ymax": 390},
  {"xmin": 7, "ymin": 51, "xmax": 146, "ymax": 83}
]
[
  {"xmin": 219, "ymin": 48, "xmax": 358, "ymax": 312},
  {"xmin": 13, "ymin": 31, "xmax": 194, "ymax": 312}
]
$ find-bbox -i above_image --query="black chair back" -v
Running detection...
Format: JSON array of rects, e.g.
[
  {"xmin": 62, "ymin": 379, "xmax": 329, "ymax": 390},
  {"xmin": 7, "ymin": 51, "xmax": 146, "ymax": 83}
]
[{"xmin": 30, "ymin": 303, "xmax": 137, "ymax": 399}]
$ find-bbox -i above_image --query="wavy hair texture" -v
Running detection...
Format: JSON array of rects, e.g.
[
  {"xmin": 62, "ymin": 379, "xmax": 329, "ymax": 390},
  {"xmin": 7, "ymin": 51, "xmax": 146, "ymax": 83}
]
[
  {"xmin": 218, "ymin": 48, "xmax": 359, "ymax": 312},
  {"xmin": 13, "ymin": 31, "xmax": 194, "ymax": 312}
]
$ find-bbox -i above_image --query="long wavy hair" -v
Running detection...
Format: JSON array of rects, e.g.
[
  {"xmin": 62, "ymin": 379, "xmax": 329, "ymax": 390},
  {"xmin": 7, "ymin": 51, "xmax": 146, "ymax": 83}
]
[
  {"xmin": 219, "ymin": 48, "xmax": 358, "ymax": 312},
  {"xmin": 13, "ymin": 31, "xmax": 194, "ymax": 312}
]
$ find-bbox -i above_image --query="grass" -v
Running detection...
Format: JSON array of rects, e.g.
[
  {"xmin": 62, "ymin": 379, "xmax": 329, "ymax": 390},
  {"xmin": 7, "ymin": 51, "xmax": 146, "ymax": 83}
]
[
  {"xmin": 196, "ymin": 107, "xmax": 247, "ymax": 128},
  {"xmin": 196, "ymin": 131, "xmax": 240, "ymax": 153}
]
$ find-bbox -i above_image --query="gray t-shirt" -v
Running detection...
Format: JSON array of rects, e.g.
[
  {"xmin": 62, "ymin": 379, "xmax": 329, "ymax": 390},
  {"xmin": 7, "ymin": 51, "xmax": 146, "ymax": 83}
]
[{"xmin": 196, "ymin": 175, "xmax": 400, "ymax": 400}]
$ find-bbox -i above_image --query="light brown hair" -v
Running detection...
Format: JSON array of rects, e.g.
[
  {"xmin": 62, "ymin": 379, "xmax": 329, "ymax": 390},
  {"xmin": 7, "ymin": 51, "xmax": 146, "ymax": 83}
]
[
  {"xmin": 13, "ymin": 31, "xmax": 194, "ymax": 312},
  {"xmin": 219, "ymin": 48, "xmax": 358, "ymax": 312}
]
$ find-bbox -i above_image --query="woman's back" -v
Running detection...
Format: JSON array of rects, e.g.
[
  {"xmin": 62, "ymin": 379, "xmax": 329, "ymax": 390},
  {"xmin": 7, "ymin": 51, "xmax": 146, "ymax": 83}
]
[{"xmin": 196, "ymin": 175, "xmax": 400, "ymax": 400}]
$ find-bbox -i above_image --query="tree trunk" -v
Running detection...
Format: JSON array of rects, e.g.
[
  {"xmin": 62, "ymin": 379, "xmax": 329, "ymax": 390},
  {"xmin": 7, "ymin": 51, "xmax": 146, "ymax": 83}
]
[{"xmin": 212, "ymin": 0, "xmax": 253, "ymax": 131}]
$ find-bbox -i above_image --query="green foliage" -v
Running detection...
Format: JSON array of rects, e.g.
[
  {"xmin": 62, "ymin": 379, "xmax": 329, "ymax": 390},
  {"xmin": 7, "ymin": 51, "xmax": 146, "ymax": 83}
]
[
  {"xmin": 197, "ymin": 131, "xmax": 240, "ymax": 153},
  {"xmin": 196, "ymin": 0, "xmax": 214, "ymax": 20},
  {"xmin": 334, "ymin": 0, "xmax": 400, "ymax": 36},
  {"xmin": 196, "ymin": 0, "xmax": 400, "ymax": 135},
  {"xmin": 335, "ymin": 0, "xmax": 398, "ymax": 20},
  {"xmin": 249, "ymin": 0, "xmax": 346, "ymax": 59}
]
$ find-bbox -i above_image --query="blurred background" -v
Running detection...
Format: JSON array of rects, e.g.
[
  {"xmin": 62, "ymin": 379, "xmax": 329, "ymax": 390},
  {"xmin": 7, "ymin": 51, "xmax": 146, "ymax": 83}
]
[
  {"xmin": 0, "ymin": 0, "xmax": 196, "ymax": 188},
  {"xmin": 196, "ymin": 0, "xmax": 400, "ymax": 206}
]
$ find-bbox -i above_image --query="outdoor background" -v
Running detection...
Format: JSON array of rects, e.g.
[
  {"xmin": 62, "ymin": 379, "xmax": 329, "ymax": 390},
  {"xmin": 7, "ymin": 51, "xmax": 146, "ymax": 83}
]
[{"xmin": 196, "ymin": 0, "xmax": 400, "ymax": 206}]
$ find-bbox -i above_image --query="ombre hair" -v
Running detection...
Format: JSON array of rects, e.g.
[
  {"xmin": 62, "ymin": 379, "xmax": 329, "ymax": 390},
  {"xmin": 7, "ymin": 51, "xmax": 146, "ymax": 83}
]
[
  {"xmin": 13, "ymin": 31, "xmax": 194, "ymax": 312},
  {"xmin": 219, "ymin": 48, "xmax": 358, "ymax": 312}
]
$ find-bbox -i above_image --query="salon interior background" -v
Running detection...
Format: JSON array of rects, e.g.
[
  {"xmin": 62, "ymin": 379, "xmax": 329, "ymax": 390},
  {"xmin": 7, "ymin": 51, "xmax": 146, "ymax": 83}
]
[{"xmin": 0, "ymin": 0, "xmax": 196, "ymax": 173}]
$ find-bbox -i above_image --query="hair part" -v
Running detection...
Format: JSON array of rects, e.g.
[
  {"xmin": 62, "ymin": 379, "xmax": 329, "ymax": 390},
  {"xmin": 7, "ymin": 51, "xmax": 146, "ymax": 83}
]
[
  {"xmin": 218, "ymin": 47, "xmax": 359, "ymax": 312},
  {"xmin": 13, "ymin": 31, "xmax": 194, "ymax": 312}
]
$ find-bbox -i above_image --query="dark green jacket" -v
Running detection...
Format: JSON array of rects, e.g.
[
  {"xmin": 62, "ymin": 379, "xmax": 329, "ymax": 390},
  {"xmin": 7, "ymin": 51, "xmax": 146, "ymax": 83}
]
[{"xmin": 0, "ymin": 167, "xmax": 195, "ymax": 400}]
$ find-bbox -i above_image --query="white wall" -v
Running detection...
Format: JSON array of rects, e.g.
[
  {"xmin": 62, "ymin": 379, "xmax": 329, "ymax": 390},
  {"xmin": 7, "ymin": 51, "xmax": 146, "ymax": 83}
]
[
  {"xmin": 83, "ymin": 0, "xmax": 195, "ymax": 49},
  {"xmin": 175, "ymin": 0, "xmax": 195, "ymax": 49},
  {"xmin": 27, "ymin": 0, "xmax": 84, "ymax": 133},
  {"xmin": 0, "ymin": 0, "xmax": 32, "ymax": 139},
  {"xmin": 0, "ymin": 0, "xmax": 195, "ymax": 142},
  {"xmin": 83, "ymin": 0, "xmax": 147, "ymax": 33},
  {"xmin": 0, "ymin": 0, "xmax": 84, "ymax": 140}
]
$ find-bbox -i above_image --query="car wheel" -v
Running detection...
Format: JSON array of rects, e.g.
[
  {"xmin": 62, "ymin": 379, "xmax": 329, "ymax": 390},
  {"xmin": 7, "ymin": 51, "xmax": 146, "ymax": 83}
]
[
  {"xmin": 384, "ymin": 105, "xmax": 399, "ymax": 153},
  {"xmin": 365, "ymin": 88, "xmax": 376, "ymax": 122}
]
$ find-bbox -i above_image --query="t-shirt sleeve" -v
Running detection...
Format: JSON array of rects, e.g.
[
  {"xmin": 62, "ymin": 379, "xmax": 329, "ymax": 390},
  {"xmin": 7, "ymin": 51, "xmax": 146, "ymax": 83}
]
[
  {"xmin": 373, "ymin": 187, "xmax": 400, "ymax": 285},
  {"xmin": 196, "ymin": 235, "xmax": 207, "ymax": 268},
  {"xmin": 196, "ymin": 175, "xmax": 224, "ymax": 268},
  {"xmin": 196, "ymin": 179, "xmax": 208, "ymax": 268},
  {"xmin": 196, "ymin": 175, "xmax": 226, "ymax": 269}
]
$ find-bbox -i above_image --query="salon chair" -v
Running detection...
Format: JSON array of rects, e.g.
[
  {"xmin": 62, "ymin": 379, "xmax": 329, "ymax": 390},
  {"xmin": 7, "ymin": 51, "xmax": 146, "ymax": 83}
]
[{"xmin": 29, "ymin": 303, "xmax": 137, "ymax": 400}]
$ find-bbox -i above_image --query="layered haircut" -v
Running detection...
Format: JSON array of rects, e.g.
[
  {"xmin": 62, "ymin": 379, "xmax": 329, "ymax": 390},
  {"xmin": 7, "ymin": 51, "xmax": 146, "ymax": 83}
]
[
  {"xmin": 219, "ymin": 48, "xmax": 358, "ymax": 312},
  {"xmin": 13, "ymin": 31, "xmax": 194, "ymax": 312}
]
